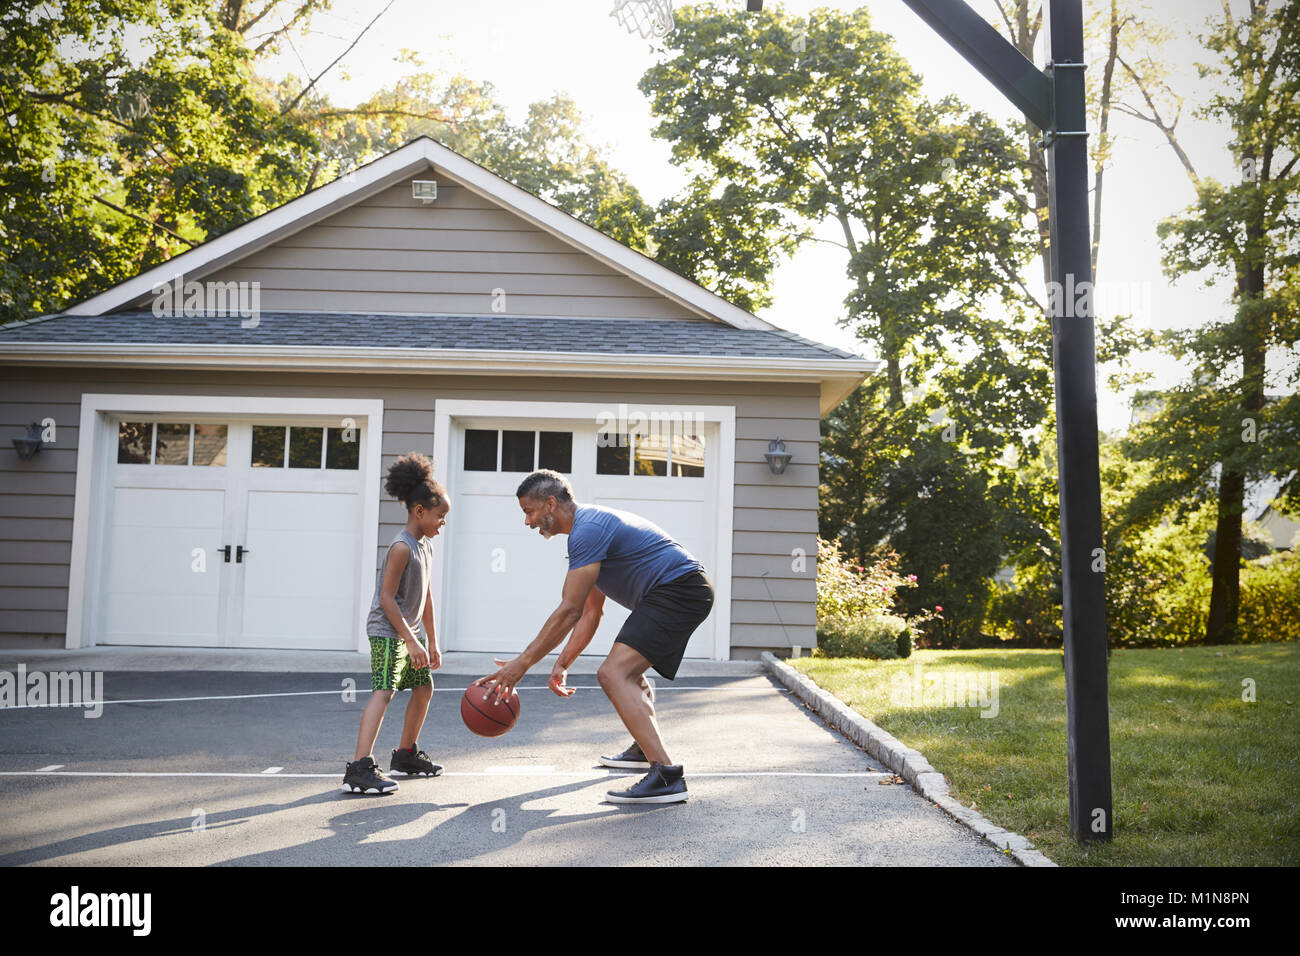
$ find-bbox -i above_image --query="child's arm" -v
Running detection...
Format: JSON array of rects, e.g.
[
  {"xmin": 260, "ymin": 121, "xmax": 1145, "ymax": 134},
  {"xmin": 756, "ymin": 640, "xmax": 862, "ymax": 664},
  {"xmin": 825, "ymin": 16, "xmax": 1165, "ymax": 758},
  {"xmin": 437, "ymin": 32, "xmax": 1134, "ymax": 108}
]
[
  {"xmin": 379, "ymin": 542, "xmax": 429, "ymax": 669},
  {"xmin": 421, "ymin": 583, "xmax": 441, "ymax": 671}
]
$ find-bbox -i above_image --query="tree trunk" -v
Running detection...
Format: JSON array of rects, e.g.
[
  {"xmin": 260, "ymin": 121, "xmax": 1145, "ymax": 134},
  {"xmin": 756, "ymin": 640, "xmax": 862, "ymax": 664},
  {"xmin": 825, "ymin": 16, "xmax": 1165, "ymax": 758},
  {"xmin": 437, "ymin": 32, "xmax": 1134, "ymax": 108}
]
[
  {"xmin": 1206, "ymin": 222, "xmax": 1267, "ymax": 642},
  {"xmin": 1206, "ymin": 468, "xmax": 1244, "ymax": 643}
]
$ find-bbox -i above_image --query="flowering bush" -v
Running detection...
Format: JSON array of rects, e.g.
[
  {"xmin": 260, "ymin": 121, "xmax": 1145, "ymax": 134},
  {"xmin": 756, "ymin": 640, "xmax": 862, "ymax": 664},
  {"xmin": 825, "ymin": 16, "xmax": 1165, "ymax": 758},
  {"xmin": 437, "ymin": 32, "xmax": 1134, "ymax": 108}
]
[{"xmin": 815, "ymin": 537, "xmax": 940, "ymax": 657}]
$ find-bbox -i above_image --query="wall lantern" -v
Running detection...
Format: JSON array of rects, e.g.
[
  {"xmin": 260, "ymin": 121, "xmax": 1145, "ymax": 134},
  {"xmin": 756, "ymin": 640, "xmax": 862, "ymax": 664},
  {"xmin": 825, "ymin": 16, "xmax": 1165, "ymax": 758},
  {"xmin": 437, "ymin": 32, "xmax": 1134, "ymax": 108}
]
[
  {"xmin": 12, "ymin": 422, "xmax": 45, "ymax": 460},
  {"xmin": 411, "ymin": 180, "xmax": 438, "ymax": 204},
  {"xmin": 764, "ymin": 437, "xmax": 793, "ymax": 475}
]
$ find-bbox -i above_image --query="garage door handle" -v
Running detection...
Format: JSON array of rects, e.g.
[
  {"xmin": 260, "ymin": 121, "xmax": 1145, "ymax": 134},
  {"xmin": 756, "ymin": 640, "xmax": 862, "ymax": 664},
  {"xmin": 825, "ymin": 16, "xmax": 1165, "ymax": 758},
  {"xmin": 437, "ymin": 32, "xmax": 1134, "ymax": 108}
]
[
  {"xmin": 219, "ymin": 545, "xmax": 232, "ymax": 563},
  {"xmin": 236, "ymin": 546, "xmax": 250, "ymax": 563}
]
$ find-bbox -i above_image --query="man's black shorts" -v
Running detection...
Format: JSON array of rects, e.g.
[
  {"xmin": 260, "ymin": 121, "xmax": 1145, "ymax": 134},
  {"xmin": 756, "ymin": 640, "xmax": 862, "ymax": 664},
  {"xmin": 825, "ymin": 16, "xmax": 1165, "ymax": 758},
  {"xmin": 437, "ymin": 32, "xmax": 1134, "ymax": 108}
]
[{"xmin": 613, "ymin": 569, "xmax": 715, "ymax": 680}]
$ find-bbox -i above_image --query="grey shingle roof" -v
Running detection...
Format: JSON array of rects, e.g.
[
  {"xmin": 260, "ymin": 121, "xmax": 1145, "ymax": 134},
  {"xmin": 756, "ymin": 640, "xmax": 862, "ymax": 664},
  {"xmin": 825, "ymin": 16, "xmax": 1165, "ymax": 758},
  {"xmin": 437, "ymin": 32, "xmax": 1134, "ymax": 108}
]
[{"xmin": 0, "ymin": 312, "xmax": 866, "ymax": 363}]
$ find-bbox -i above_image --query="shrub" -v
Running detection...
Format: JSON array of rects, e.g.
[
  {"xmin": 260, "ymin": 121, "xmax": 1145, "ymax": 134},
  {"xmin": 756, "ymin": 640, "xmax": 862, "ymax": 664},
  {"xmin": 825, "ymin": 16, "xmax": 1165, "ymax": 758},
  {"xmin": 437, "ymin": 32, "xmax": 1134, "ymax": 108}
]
[
  {"xmin": 1239, "ymin": 548, "xmax": 1300, "ymax": 643},
  {"xmin": 815, "ymin": 613, "xmax": 912, "ymax": 659}
]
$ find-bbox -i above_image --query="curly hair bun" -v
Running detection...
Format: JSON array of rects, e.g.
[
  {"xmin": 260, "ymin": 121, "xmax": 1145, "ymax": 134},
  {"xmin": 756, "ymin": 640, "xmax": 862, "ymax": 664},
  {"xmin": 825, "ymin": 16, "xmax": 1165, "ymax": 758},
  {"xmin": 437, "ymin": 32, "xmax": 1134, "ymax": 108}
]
[{"xmin": 384, "ymin": 452, "xmax": 436, "ymax": 505}]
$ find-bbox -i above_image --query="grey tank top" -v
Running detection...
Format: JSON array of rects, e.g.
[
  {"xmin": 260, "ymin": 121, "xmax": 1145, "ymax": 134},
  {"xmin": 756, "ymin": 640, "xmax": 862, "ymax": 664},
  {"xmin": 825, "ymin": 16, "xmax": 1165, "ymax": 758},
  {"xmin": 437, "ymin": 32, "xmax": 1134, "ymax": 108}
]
[{"xmin": 366, "ymin": 529, "xmax": 434, "ymax": 640}]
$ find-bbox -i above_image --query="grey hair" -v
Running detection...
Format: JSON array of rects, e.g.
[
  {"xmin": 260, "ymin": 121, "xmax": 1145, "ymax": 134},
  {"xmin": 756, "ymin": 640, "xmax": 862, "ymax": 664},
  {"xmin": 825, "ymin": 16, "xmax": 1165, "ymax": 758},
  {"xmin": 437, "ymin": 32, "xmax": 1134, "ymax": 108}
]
[{"xmin": 515, "ymin": 469, "xmax": 574, "ymax": 504}]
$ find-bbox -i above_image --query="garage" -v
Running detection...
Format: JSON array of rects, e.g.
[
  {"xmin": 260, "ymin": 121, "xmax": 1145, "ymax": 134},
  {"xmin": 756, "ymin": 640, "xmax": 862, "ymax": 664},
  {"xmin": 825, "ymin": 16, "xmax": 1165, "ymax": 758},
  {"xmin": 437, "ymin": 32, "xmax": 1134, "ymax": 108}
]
[
  {"xmin": 433, "ymin": 400, "xmax": 735, "ymax": 660},
  {"xmin": 70, "ymin": 395, "xmax": 383, "ymax": 652}
]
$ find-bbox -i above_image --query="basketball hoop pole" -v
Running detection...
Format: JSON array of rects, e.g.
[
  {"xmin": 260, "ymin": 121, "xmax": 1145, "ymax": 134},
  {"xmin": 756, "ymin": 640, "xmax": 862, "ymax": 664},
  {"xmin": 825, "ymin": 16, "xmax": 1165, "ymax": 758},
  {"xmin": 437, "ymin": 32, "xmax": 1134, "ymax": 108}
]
[{"xmin": 745, "ymin": 0, "xmax": 1113, "ymax": 844}]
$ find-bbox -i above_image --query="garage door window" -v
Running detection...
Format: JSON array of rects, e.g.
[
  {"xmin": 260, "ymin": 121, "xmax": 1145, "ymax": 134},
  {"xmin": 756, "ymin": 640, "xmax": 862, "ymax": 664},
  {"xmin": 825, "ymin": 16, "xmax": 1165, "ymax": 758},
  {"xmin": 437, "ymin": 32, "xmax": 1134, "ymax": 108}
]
[
  {"xmin": 597, "ymin": 423, "xmax": 704, "ymax": 478},
  {"xmin": 251, "ymin": 425, "xmax": 360, "ymax": 469},
  {"xmin": 117, "ymin": 421, "xmax": 228, "ymax": 466},
  {"xmin": 463, "ymin": 429, "xmax": 573, "ymax": 473}
]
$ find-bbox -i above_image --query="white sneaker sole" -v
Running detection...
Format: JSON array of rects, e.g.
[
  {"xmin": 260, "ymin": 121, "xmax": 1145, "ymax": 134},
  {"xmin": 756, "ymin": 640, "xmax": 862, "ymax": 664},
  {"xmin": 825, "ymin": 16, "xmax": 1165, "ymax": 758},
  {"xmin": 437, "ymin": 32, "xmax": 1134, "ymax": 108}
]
[
  {"xmin": 340, "ymin": 783, "xmax": 398, "ymax": 793},
  {"xmin": 389, "ymin": 770, "xmax": 442, "ymax": 777},
  {"xmin": 598, "ymin": 757, "xmax": 652, "ymax": 769},
  {"xmin": 604, "ymin": 790, "xmax": 688, "ymax": 804}
]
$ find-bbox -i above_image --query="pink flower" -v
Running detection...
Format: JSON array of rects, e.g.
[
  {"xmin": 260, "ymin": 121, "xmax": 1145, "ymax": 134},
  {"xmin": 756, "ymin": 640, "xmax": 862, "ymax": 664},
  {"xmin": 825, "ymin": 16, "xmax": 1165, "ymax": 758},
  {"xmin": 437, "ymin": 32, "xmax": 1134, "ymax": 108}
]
[
  {"xmin": 907, "ymin": 574, "xmax": 917, "ymax": 582},
  {"xmin": 880, "ymin": 586, "xmax": 888, "ymax": 593},
  {"xmin": 935, "ymin": 605, "xmax": 943, "ymax": 612},
  {"xmin": 855, "ymin": 566, "xmax": 864, "ymax": 572}
]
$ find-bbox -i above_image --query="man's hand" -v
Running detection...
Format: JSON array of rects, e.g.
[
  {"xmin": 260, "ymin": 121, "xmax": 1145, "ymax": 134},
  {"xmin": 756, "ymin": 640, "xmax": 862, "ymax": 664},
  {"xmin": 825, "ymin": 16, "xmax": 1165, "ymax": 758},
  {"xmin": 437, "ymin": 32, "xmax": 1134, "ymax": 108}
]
[
  {"xmin": 427, "ymin": 644, "xmax": 442, "ymax": 671},
  {"xmin": 405, "ymin": 636, "xmax": 430, "ymax": 670},
  {"xmin": 548, "ymin": 658, "xmax": 576, "ymax": 698},
  {"xmin": 474, "ymin": 656, "xmax": 527, "ymax": 703}
]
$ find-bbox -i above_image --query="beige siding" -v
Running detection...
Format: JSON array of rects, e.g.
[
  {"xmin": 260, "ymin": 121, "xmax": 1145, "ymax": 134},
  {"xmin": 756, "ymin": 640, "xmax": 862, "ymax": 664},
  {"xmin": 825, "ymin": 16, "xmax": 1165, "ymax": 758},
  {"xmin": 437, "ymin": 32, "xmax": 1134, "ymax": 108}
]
[
  {"xmin": 0, "ymin": 367, "xmax": 820, "ymax": 653},
  {"xmin": 201, "ymin": 176, "xmax": 707, "ymax": 321}
]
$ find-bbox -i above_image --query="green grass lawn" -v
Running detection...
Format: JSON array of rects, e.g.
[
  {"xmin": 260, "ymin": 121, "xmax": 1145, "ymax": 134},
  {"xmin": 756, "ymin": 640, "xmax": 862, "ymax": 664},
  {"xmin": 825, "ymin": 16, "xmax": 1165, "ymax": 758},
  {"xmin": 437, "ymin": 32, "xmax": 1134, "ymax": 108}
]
[{"xmin": 789, "ymin": 643, "xmax": 1300, "ymax": 866}]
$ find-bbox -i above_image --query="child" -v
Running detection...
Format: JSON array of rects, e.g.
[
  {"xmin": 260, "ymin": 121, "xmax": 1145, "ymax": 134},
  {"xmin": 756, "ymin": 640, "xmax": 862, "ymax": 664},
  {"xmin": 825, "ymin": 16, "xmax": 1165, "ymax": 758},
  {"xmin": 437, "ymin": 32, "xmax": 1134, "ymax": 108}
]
[{"xmin": 342, "ymin": 452, "xmax": 449, "ymax": 794}]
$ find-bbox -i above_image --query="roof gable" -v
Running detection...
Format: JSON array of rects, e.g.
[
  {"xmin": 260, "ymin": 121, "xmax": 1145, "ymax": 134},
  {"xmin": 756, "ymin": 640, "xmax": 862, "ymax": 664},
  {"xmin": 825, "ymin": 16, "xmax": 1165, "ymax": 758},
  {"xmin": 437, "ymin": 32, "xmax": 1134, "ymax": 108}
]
[{"xmin": 66, "ymin": 137, "xmax": 774, "ymax": 330}]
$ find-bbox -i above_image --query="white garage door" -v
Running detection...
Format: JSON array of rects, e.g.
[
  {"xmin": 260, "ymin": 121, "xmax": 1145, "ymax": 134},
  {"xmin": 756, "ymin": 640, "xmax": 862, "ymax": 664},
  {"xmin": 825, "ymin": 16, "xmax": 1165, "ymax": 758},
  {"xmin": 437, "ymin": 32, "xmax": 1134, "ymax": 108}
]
[
  {"xmin": 101, "ymin": 418, "xmax": 365, "ymax": 649},
  {"xmin": 443, "ymin": 416, "xmax": 718, "ymax": 660}
]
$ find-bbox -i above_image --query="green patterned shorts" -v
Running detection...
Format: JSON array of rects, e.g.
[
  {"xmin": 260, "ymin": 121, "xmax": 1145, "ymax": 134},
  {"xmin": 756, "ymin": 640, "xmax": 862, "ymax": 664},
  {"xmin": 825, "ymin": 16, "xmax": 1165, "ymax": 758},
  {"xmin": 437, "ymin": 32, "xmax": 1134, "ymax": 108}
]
[{"xmin": 369, "ymin": 634, "xmax": 433, "ymax": 691}]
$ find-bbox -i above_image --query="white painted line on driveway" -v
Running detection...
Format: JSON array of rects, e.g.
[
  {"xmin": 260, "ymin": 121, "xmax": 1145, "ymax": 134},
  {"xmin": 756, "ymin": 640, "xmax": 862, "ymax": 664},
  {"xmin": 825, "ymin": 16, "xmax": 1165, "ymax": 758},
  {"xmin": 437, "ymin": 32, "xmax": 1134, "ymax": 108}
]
[
  {"xmin": 34, "ymin": 764, "xmax": 63, "ymax": 772},
  {"xmin": 261, "ymin": 766, "xmax": 283, "ymax": 774},
  {"xmin": 0, "ymin": 769, "xmax": 891, "ymax": 780},
  {"xmin": 0, "ymin": 685, "xmax": 763, "ymax": 711},
  {"xmin": 485, "ymin": 765, "xmax": 557, "ymax": 774}
]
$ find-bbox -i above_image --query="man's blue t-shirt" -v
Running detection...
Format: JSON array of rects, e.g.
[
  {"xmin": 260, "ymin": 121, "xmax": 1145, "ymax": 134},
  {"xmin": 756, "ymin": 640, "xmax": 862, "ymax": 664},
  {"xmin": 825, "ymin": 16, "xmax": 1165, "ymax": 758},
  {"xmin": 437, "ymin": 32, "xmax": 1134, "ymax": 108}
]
[{"xmin": 566, "ymin": 504, "xmax": 703, "ymax": 610}]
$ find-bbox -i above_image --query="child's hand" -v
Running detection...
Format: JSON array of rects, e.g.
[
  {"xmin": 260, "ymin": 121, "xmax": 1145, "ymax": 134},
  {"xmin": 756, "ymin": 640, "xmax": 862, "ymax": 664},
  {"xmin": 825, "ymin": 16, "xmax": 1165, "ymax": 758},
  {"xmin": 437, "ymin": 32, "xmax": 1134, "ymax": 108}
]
[{"xmin": 405, "ymin": 637, "xmax": 430, "ymax": 670}]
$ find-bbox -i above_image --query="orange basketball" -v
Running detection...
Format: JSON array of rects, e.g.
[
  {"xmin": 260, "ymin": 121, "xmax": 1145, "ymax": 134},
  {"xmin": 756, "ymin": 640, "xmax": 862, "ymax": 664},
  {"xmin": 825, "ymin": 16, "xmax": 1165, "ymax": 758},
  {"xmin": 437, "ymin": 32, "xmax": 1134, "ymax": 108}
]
[{"xmin": 461, "ymin": 683, "xmax": 520, "ymax": 737}]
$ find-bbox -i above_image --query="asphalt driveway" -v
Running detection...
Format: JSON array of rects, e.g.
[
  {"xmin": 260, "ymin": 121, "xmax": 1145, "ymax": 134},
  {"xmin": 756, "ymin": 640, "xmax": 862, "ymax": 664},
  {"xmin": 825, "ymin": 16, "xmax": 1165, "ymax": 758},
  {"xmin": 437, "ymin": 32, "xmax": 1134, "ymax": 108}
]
[{"xmin": 0, "ymin": 666, "xmax": 1016, "ymax": 866}]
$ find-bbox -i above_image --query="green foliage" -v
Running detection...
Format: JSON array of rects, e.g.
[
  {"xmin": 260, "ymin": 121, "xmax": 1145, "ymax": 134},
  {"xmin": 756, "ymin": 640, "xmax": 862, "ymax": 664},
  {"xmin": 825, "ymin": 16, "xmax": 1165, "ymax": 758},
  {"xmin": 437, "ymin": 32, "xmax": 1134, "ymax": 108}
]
[
  {"xmin": 0, "ymin": 0, "xmax": 319, "ymax": 322},
  {"xmin": 814, "ymin": 536, "xmax": 934, "ymax": 658},
  {"xmin": 1122, "ymin": 1, "xmax": 1300, "ymax": 641},
  {"xmin": 815, "ymin": 613, "xmax": 911, "ymax": 660},
  {"xmin": 1239, "ymin": 549, "xmax": 1300, "ymax": 643}
]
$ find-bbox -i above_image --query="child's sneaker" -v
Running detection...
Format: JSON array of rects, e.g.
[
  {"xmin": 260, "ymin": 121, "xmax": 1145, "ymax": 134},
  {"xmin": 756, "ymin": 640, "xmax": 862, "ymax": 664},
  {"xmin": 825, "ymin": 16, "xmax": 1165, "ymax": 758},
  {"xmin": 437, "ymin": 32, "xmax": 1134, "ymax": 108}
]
[
  {"xmin": 390, "ymin": 744, "xmax": 443, "ymax": 777},
  {"xmin": 342, "ymin": 755, "xmax": 398, "ymax": 794}
]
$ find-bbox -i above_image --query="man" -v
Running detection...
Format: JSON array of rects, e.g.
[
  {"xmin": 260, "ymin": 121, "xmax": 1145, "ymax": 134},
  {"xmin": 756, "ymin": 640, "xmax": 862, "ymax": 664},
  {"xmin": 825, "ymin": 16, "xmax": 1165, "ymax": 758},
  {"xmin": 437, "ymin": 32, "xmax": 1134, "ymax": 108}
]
[{"xmin": 474, "ymin": 469, "xmax": 714, "ymax": 804}]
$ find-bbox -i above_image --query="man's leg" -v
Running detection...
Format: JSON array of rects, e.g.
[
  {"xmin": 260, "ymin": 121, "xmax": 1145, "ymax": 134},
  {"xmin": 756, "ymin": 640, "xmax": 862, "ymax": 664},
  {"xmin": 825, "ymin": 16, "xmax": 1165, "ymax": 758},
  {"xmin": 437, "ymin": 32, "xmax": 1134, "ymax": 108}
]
[{"xmin": 597, "ymin": 643, "xmax": 671, "ymax": 766}]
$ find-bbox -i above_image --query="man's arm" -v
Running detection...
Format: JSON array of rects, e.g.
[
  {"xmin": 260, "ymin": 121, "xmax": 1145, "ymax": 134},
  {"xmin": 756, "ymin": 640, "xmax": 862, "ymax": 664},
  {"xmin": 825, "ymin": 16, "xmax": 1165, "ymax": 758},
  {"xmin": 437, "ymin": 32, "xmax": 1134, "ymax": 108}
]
[
  {"xmin": 561, "ymin": 586, "xmax": 604, "ymax": 666},
  {"xmin": 549, "ymin": 586, "xmax": 605, "ymax": 697},
  {"xmin": 475, "ymin": 563, "xmax": 601, "ymax": 699}
]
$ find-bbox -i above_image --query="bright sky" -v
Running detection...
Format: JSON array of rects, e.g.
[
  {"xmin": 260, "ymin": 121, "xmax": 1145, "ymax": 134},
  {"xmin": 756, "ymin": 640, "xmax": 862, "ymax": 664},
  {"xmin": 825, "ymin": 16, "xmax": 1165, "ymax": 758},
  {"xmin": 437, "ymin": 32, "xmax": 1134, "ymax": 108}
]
[{"xmin": 258, "ymin": 0, "xmax": 1253, "ymax": 434}]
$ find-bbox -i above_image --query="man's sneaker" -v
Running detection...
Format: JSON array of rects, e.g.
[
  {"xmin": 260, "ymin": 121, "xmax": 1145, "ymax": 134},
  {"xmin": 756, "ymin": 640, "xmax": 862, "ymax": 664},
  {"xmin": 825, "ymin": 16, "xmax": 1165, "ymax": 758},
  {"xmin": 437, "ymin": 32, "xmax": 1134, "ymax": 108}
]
[
  {"xmin": 341, "ymin": 755, "xmax": 398, "ymax": 794},
  {"xmin": 390, "ymin": 745, "xmax": 443, "ymax": 777},
  {"xmin": 605, "ymin": 762, "xmax": 688, "ymax": 804},
  {"xmin": 598, "ymin": 740, "xmax": 652, "ymax": 770}
]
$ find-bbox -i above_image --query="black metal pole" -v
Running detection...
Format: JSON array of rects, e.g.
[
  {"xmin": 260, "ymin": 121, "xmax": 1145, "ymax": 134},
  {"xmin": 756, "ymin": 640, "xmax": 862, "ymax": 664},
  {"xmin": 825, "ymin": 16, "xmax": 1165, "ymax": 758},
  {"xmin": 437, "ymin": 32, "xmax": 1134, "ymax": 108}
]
[{"xmin": 1043, "ymin": 0, "xmax": 1113, "ymax": 843}]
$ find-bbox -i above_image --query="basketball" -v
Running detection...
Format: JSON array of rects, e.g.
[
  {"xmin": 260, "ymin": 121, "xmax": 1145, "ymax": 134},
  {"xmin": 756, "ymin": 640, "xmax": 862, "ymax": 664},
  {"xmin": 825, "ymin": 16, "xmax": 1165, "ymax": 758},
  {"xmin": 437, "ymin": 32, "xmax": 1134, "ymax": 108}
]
[{"xmin": 461, "ymin": 683, "xmax": 520, "ymax": 737}]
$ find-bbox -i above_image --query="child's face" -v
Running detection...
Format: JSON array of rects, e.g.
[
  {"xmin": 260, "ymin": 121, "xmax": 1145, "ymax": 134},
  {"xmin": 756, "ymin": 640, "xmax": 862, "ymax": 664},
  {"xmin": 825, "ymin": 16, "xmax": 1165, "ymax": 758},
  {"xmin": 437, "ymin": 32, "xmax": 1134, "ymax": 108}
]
[{"xmin": 413, "ymin": 500, "xmax": 449, "ymax": 538}]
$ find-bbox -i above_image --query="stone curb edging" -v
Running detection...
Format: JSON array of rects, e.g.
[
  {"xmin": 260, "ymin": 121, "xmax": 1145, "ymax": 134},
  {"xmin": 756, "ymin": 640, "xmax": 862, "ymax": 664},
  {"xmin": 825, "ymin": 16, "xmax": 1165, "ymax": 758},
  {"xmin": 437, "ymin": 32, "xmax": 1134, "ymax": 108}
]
[{"xmin": 761, "ymin": 651, "xmax": 1056, "ymax": 868}]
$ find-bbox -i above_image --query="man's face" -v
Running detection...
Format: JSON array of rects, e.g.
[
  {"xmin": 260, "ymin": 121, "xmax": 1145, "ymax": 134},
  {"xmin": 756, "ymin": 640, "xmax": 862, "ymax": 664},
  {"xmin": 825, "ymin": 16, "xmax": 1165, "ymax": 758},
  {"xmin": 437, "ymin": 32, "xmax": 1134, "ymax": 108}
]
[{"xmin": 519, "ymin": 494, "xmax": 556, "ymax": 538}]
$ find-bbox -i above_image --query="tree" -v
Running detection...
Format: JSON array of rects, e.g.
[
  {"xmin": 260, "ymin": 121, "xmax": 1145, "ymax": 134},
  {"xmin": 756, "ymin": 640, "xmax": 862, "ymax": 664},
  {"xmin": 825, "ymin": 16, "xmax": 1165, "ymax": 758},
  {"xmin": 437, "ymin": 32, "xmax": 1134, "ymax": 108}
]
[
  {"xmin": 1122, "ymin": 0, "xmax": 1299, "ymax": 642},
  {"xmin": 0, "ymin": 0, "xmax": 322, "ymax": 323},
  {"xmin": 637, "ymin": 4, "xmax": 1065, "ymax": 637}
]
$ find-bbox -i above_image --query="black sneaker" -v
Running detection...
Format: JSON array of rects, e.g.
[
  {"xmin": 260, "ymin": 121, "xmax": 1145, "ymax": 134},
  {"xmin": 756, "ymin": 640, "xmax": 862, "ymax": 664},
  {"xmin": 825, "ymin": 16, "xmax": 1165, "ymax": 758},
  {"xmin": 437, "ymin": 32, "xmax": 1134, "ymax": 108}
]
[
  {"xmin": 342, "ymin": 755, "xmax": 398, "ymax": 794},
  {"xmin": 598, "ymin": 740, "xmax": 652, "ymax": 770},
  {"xmin": 390, "ymin": 744, "xmax": 443, "ymax": 777},
  {"xmin": 605, "ymin": 762, "xmax": 688, "ymax": 804}
]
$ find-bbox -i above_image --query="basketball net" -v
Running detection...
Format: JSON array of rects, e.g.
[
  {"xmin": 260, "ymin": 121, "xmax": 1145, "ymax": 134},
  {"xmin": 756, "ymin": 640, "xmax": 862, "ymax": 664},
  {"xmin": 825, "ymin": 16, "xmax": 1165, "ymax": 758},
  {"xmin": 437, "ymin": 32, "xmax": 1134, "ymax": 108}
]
[{"xmin": 610, "ymin": 0, "xmax": 675, "ymax": 38}]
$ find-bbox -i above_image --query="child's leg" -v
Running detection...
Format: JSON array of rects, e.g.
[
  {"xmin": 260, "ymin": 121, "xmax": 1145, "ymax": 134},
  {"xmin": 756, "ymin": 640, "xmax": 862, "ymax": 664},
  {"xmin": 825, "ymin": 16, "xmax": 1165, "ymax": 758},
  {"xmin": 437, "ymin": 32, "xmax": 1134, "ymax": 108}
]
[
  {"xmin": 356, "ymin": 635, "xmax": 403, "ymax": 761},
  {"xmin": 399, "ymin": 683, "xmax": 432, "ymax": 749},
  {"xmin": 354, "ymin": 689, "xmax": 394, "ymax": 761}
]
